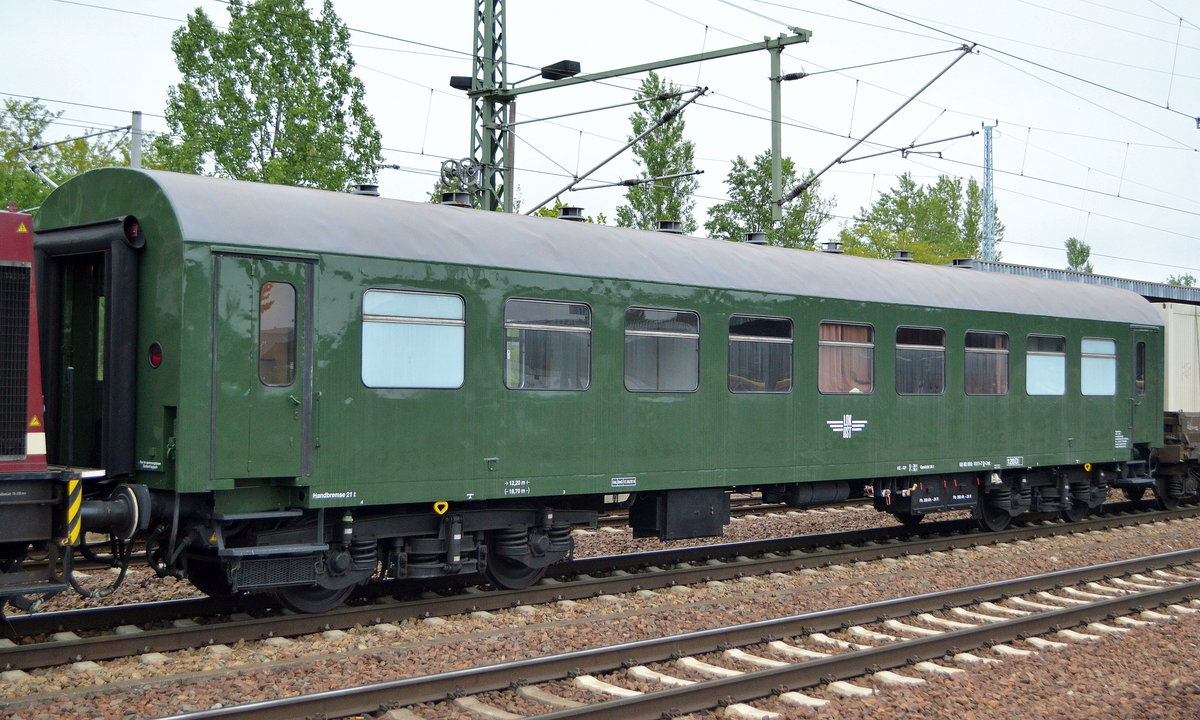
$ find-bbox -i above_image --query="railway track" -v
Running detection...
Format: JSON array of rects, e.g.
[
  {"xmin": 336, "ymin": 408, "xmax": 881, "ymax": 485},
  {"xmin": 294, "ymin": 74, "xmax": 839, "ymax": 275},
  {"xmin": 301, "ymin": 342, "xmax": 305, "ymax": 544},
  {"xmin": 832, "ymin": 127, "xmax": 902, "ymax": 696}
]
[
  {"xmin": 155, "ymin": 546, "xmax": 1200, "ymax": 720},
  {"xmin": 1, "ymin": 500, "xmax": 1193, "ymax": 673}
]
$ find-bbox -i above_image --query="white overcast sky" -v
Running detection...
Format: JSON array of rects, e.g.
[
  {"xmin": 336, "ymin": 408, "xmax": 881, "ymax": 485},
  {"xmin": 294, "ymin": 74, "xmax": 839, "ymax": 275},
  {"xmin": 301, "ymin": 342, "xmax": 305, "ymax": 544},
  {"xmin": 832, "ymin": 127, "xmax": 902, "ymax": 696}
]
[{"xmin": 8, "ymin": 0, "xmax": 1200, "ymax": 282}]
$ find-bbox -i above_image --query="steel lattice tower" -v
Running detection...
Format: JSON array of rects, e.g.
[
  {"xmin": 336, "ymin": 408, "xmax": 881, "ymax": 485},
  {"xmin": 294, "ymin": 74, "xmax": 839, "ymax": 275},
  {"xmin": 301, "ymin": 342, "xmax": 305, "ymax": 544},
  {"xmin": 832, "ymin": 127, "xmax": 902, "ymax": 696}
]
[
  {"xmin": 981, "ymin": 123, "xmax": 997, "ymax": 261},
  {"xmin": 471, "ymin": 0, "xmax": 507, "ymax": 211}
]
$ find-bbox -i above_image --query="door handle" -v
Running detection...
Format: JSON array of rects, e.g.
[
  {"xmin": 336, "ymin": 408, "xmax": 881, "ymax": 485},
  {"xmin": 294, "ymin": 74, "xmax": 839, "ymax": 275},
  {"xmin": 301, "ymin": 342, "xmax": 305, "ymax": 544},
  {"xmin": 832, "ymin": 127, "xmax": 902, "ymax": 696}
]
[{"xmin": 288, "ymin": 395, "xmax": 302, "ymax": 406}]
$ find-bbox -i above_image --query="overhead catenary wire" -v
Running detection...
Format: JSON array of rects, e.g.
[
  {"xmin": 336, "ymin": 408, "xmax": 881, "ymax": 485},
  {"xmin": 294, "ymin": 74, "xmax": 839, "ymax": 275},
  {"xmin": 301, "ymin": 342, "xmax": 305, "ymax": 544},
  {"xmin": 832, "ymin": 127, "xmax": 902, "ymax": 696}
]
[
  {"xmin": 839, "ymin": 131, "xmax": 978, "ymax": 164},
  {"xmin": 348, "ymin": 137, "xmax": 1200, "ymax": 278},
  {"xmin": 385, "ymin": 142, "xmax": 1200, "ymax": 276},
  {"xmin": 690, "ymin": 98, "xmax": 1199, "ymax": 217},
  {"xmin": 45, "ymin": 0, "xmax": 646, "ymax": 125},
  {"xmin": 0, "ymin": 90, "xmax": 161, "ymax": 118},
  {"xmin": 376, "ymin": 150, "xmax": 1200, "ymax": 276},
  {"xmin": 1145, "ymin": 0, "xmax": 1200, "ymax": 30},
  {"xmin": 741, "ymin": 0, "xmax": 1200, "ymax": 84},
  {"xmin": 668, "ymin": 0, "xmax": 1200, "ymax": 179},
  {"xmin": 779, "ymin": 47, "xmax": 967, "ymax": 80},
  {"xmin": 39, "ymin": 117, "xmax": 129, "ymax": 134},
  {"xmin": 20, "ymin": 0, "xmax": 1200, "ymax": 278},
  {"xmin": 51, "ymin": 0, "xmax": 187, "ymax": 25},
  {"xmin": 524, "ymin": 87, "xmax": 708, "ymax": 215},
  {"xmin": 41, "ymin": 0, "xmax": 1199, "ymax": 157},
  {"xmin": 658, "ymin": 20, "xmax": 1200, "ymax": 212},
  {"xmin": 15, "ymin": 71, "xmax": 1193, "ymax": 244},
  {"xmin": 900, "ymin": 148, "xmax": 1200, "ymax": 248},
  {"xmin": 27, "ymin": 2, "xmax": 1195, "ymax": 159},
  {"xmin": 844, "ymin": 0, "xmax": 1200, "ymax": 122},
  {"xmin": 826, "ymin": 138, "xmax": 1200, "ymax": 276},
  {"xmin": 728, "ymin": 0, "xmax": 1200, "ymax": 151},
  {"xmin": 573, "ymin": 169, "xmax": 705, "ymax": 191},
  {"xmin": 17, "ymin": 124, "xmax": 129, "ymax": 153},
  {"xmin": 700, "ymin": 82, "xmax": 1200, "ymax": 225},
  {"xmin": 1081, "ymin": 0, "xmax": 1199, "ymax": 29},
  {"xmin": 1012, "ymin": 0, "xmax": 1200, "ymax": 50},
  {"xmin": 504, "ymin": 92, "xmax": 687, "ymax": 129},
  {"xmin": 981, "ymin": 52, "xmax": 1197, "ymax": 150},
  {"xmin": 1000, "ymin": 128, "xmax": 1200, "ymax": 210},
  {"xmin": 1167, "ymin": 16, "xmax": 1185, "ymax": 109},
  {"xmin": 783, "ymin": 44, "xmax": 975, "ymax": 202},
  {"xmin": 936, "ymin": 152, "xmax": 1200, "ymax": 219}
]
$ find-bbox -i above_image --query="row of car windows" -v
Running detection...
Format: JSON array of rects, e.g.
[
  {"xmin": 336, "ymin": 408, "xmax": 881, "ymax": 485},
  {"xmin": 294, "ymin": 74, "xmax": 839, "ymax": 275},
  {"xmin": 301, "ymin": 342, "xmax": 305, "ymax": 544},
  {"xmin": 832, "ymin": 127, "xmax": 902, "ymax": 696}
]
[{"xmin": 258, "ymin": 287, "xmax": 1144, "ymax": 398}]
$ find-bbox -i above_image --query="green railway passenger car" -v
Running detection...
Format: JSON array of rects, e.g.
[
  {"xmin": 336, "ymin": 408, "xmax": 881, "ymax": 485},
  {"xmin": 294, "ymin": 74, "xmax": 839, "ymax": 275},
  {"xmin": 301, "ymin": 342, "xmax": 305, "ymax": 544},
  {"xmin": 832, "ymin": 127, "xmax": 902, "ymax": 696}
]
[{"xmin": 26, "ymin": 168, "xmax": 1173, "ymax": 611}]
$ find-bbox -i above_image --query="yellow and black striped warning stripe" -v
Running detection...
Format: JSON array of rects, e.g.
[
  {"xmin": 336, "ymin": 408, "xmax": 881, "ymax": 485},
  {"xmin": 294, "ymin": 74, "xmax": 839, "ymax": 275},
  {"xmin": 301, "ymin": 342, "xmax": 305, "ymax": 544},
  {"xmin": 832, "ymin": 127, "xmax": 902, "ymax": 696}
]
[{"xmin": 65, "ymin": 476, "xmax": 82, "ymax": 546}]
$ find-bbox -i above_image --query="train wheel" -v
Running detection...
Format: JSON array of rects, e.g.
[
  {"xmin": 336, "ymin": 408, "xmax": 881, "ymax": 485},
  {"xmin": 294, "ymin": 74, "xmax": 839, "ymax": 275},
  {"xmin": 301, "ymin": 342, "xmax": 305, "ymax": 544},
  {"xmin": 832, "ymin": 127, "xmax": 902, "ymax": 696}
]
[
  {"xmin": 896, "ymin": 511, "xmax": 923, "ymax": 528},
  {"xmin": 483, "ymin": 527, "xmax": 552, "ymax": 590},
  {"xmin": 275, "ymin": 584, "xmax": 354, "ymax": 613},
  {"xmin": 975, "ymin": 501, "xmax": 1011, "ymax": 532},
  {"xmin": 484, "ymin": 555, "xmax": 545, "ymax": 590},
  {"xmin": 1155, "ymin": 476, "xmax": 1181, "ymax": 511},
  {"xmin": 1060, "ymin": 502, "xmax": 1088, "ymax": 523},
  {"xmin": 1122, "ymin": 487, "xmax": 1146, "ymax": 503}
]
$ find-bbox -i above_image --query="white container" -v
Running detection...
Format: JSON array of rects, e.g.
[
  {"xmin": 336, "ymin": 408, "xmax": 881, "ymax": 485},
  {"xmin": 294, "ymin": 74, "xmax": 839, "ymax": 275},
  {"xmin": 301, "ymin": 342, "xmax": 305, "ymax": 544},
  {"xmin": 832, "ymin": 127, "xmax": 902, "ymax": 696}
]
[{"xmin": 1157, "ymin": 302, "xmax": 1200, "ymax": 412}]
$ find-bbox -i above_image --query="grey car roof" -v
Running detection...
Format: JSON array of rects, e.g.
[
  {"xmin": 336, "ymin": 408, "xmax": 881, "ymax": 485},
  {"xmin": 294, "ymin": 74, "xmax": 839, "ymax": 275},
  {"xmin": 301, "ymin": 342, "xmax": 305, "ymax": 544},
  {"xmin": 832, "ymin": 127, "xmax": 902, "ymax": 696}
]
[{"xmin": 109, "ymin": 169, "xmax": 1168, "ymax": 326}]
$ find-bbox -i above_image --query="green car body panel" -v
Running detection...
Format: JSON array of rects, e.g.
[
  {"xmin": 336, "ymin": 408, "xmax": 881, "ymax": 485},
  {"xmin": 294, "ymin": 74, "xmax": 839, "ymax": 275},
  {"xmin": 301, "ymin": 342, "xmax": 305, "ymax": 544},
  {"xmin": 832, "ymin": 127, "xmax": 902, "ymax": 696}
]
[{"xmin": 33, "ymin": 168, "xmax": 1164, "ymax": 517}]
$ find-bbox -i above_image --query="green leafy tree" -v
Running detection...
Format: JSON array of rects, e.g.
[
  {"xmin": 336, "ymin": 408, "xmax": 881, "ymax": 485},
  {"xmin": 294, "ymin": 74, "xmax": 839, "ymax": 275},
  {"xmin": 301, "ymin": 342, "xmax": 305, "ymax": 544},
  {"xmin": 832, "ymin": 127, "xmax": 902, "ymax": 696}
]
[
  {"xmin": 160, "ymin": 0, "xmax": 382, "ymax": 190},
  {"xmin": 615, "ymin": 72, "xmax": 698, "ymax": 233},
  {"xmin": 1064, "ymin": 236, "xmax": 1094, "ymax": 273},
  {"xmin": 704, "ymin": 150, "xmax": 834, "ymax": 248},
  {"xmin": 0, "ymin": 98, "xmax": 131, "ymax": 211},
  {"xmin": 1167, "ymin": 273, "xmax": 1197, "ymax": 287},
  {"xmin": 838, "ymin": 173, "xmax": 1003, "ymax": 264},
  {"xmin": 963, "ymin": 177, "xmax": 986, "ymax": 254}
]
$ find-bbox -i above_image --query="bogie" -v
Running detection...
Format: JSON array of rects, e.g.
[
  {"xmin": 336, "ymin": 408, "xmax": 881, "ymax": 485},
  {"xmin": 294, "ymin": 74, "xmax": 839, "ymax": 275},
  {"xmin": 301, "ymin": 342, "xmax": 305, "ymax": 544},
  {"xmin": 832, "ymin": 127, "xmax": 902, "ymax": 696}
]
[
  {"xmin": 145, "ymin": 504, "xmax": 584, "ymax": 608},
  {"xmin": 881, "ymin": 466, "xmax": 1118, "ymax": 532}
]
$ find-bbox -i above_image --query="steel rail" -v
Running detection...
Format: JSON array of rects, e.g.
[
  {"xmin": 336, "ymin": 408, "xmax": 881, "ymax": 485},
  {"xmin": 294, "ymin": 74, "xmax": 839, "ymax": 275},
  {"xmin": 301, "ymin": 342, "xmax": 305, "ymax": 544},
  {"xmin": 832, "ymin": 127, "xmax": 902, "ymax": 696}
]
[
  {"xmin": 1, "ymin": 503, "xmax": 1194, "ymax": 671},
  {"xmin": 154, "ymin": 547, "xmax": 1200, "ymax": 720},
  {"xmin": 0, "ymin": 499, "xmax": 1164, "ymax": 640},
  {"xmin": 537, "ymin": 577, "xmax": 1200, "ymax": 719},
  {"xmin": 570, "ymin": 501, "xmax": 1193, "ymax": 574}
]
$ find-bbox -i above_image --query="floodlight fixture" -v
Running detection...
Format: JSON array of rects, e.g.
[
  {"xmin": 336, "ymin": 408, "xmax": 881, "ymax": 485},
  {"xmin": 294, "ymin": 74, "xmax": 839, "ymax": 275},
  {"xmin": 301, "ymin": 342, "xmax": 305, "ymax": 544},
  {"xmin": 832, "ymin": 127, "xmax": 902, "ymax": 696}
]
[{"xmin": 540, "ymin": 60, "xmax": 581, "ymax": 80}]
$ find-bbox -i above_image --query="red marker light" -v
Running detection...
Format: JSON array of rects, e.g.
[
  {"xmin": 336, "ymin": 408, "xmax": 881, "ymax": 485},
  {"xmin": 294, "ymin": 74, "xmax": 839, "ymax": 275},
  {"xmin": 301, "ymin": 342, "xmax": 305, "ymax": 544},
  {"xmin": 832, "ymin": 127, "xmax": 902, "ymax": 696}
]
[{"xmin": 148, "ymin": 342, "xmax": 163, "ymax": 369}]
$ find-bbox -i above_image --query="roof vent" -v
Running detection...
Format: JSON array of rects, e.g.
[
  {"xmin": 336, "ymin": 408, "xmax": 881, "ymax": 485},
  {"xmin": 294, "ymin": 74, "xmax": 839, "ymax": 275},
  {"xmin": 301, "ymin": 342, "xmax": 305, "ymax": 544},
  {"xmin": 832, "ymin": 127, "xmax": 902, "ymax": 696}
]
[
  {"xmin": 559, "ymin": 206, "xmax": 586, "ymax": 222},
  {"xmin": 657, "ymin": 220, "xmax": 683, "ymax": 234},
  {"xmin": 951, "ymin": 258, "xmax": 975, "ymax": 268},
  {"xmin": 822, "ymin": 240, "xmax": 844, "ymax": 254},
  {"xmin": 892, "ymin": 249, "xmax": 914, "ymax": 262},
  {"xmin": 744, "ymin": 231, "xmax": 768, "ymax": 245},
  {"xmin": 352, "ymin": 183, "xmax": 380, "ymax": 196},
  {"xmin": 440, "ymin": 191, "xmax": 472, "ymax": 207}
]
